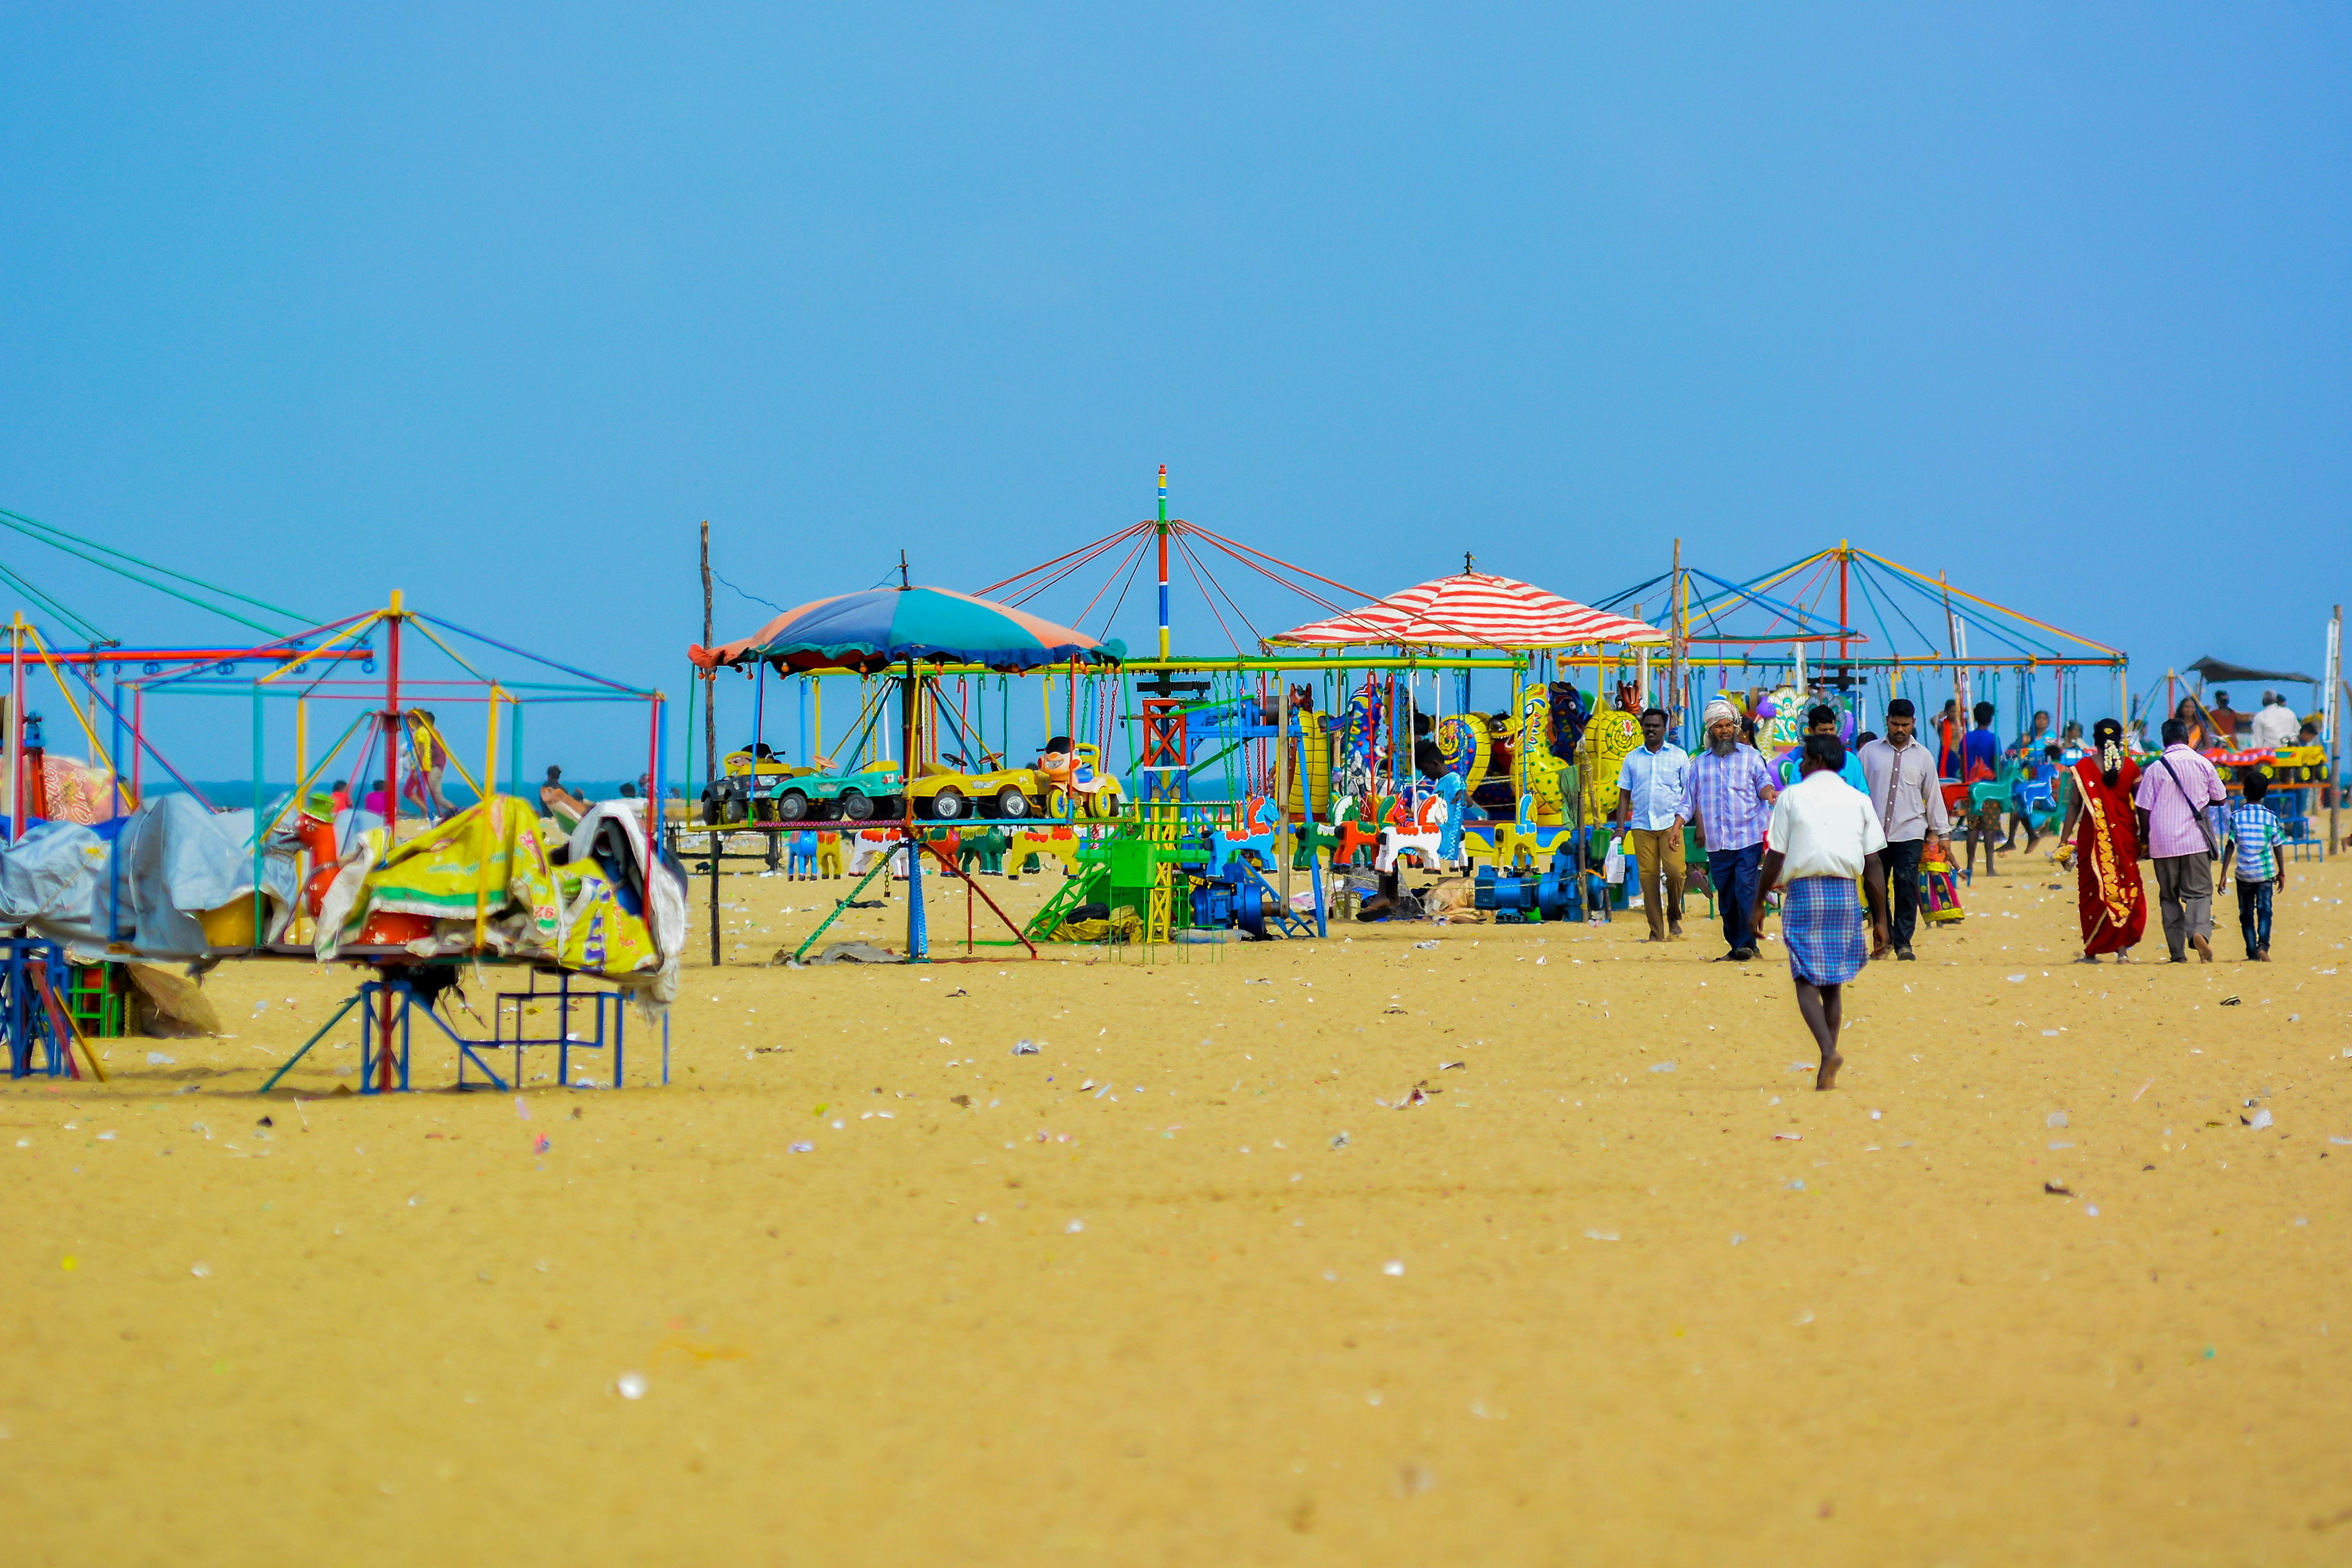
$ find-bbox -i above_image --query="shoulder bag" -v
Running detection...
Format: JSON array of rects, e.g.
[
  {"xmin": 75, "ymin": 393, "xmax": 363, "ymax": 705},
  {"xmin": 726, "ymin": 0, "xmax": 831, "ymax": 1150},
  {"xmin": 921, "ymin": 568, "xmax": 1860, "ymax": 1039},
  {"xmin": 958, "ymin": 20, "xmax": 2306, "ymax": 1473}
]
[{"xmin": 2155, "ymin": 755, "xmax": 2223, "ymax": 861}]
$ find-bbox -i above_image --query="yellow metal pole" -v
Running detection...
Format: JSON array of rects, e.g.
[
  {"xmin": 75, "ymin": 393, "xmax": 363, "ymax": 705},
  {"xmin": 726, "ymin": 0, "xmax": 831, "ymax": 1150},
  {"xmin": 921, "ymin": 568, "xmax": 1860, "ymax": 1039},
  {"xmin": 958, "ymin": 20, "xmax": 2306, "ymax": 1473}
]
[{"xmin": 484, "ymin": 684, "xmax": 501, "ymax": 805}]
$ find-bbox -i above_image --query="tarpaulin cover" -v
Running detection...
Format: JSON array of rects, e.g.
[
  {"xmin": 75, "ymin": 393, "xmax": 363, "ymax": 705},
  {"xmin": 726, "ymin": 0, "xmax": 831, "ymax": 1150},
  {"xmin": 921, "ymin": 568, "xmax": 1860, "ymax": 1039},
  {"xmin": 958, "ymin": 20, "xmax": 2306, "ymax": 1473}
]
[
  {"xmin": 0, "ymin": 793, "xmax": 293, "ymax": 959},
  {"xmin": 2187, "ymin": 656, "xmax": 2318, "ymax": 686}
]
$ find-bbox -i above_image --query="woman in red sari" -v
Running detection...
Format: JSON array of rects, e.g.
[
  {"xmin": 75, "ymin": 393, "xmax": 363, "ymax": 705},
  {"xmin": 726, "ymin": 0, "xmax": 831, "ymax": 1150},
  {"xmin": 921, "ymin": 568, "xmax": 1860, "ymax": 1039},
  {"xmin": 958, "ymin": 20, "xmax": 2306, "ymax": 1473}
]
[{"xmin": 2060, "ymin": 718, "xmax": 2146, "ymax": 961}]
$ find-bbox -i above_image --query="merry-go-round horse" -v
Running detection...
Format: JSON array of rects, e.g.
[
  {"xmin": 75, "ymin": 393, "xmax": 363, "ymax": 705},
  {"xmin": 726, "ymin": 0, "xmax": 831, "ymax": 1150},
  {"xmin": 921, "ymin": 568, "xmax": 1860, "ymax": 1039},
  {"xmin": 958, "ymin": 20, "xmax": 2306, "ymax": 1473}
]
[{"xmin": 1376, "ymin": 792, "xmax": 1460, "ymax": 875}]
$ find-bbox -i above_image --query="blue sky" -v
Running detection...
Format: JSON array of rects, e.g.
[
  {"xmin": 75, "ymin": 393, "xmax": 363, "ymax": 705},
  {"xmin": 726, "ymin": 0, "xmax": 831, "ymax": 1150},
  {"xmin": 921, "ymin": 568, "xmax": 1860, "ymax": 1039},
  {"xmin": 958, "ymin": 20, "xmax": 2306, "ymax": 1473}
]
[{"xmin": 3, "ymin": 5, "xmax": 2346, "ymax": 780}]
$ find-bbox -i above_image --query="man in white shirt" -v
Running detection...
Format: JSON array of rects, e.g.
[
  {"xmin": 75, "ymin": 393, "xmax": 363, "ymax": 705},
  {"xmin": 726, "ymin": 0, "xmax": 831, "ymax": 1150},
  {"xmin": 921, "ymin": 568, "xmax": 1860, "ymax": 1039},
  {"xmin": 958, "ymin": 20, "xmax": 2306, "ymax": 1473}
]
[
  {"xmin": 1752, "ymin": 734, "xmax": 1891, "ymax": 1091},
  {"xmin": 2249, "ymin": 692, "xmax": 2301, "ymax": 750},
  {"xmin": 1614, "ymin": 707, "xmax": 1692, "ymax": 942}
]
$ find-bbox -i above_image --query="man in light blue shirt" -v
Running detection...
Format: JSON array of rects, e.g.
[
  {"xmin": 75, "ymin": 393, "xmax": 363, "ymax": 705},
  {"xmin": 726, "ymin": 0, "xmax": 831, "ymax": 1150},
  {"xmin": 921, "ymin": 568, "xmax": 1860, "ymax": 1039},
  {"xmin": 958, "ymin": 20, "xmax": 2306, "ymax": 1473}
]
[{"xmin": 1615, "ymin": 707, "xmax": 1692, "ymax": 941}]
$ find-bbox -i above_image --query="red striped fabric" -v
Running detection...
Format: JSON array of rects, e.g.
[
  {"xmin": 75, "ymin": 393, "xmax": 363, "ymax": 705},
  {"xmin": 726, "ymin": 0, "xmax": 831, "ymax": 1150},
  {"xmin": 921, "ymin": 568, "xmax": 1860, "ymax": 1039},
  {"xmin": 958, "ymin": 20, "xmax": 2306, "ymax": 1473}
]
[{"xmin": 1269, "ymin": 572, "xmax": 1665, "ymax": 650}]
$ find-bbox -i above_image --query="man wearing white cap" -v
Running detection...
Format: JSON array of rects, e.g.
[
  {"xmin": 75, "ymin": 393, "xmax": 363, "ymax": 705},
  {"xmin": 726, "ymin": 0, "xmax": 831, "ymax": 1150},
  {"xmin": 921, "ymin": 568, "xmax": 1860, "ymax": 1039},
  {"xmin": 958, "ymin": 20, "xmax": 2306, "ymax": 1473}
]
[{"xmin": 1681, "ymin": 696, "xmax": 1779, "ymax": 961}]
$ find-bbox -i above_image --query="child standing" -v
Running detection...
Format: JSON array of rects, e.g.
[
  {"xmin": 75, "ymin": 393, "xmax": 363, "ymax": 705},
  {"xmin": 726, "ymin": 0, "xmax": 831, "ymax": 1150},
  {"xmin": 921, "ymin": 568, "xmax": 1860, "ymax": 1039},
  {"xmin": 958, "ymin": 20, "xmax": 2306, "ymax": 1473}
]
[{"xmin": 2222, "ymin": 768, "xmax": 2289, "ymax": 962}]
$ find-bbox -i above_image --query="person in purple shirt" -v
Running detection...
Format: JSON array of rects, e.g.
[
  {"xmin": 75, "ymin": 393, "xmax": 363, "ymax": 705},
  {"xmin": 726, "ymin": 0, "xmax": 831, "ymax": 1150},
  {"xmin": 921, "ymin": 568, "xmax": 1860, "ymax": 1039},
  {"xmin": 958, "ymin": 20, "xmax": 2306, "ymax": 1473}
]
[
  {"xmin": 2133, "ymin": 716, "xmax": 2227, "ymax": 962},
  {"xmin": 1680, "ymin": 697, "xmax": 1779, "ymax": 962}
]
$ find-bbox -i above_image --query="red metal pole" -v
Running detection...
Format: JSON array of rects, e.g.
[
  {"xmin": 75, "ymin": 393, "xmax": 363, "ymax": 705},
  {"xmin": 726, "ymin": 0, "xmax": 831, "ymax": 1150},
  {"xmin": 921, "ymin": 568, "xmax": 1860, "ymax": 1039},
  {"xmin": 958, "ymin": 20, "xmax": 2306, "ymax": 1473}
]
[
  {"xmin": 10, "ymin": 619, "xmax": 23, "ymax": 843},
  {"xmin": 377, "ymin": 597, "xmax": 402, "ymax": 1093}
]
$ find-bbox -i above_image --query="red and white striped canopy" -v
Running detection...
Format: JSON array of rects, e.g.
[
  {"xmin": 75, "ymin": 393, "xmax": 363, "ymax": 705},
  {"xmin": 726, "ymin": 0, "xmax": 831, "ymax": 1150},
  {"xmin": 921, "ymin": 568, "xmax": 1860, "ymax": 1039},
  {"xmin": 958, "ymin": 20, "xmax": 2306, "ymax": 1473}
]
[{"xmin": 1269, "ymin": 571, "xmax": 1665, "ymax": 650}]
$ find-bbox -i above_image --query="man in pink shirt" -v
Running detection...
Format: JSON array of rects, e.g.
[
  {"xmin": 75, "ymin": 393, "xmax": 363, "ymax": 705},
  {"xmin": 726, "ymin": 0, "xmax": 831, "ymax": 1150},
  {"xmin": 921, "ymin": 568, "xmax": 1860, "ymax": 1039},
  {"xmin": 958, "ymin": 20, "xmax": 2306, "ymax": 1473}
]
[{"xmin": 2133, "ymin": 717, "xmax": 2227, "ymax": 962}]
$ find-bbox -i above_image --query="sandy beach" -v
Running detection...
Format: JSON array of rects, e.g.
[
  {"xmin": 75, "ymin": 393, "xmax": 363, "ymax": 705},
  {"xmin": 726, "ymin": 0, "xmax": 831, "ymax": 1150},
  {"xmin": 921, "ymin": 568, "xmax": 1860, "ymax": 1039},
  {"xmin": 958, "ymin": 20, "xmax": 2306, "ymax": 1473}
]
[{"xmin": 5, "ymin": 851, "xmax": 2349, "ymax": 1564}]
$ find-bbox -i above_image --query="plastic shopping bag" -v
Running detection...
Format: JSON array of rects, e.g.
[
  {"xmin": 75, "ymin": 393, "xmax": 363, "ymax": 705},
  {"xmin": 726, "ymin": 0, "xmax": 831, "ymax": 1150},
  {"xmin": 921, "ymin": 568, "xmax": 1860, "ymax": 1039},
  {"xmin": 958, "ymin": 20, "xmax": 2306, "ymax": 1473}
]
[{"xmin": 1603, "ymin": 836, "xmax": 1626, "ymax": 885}]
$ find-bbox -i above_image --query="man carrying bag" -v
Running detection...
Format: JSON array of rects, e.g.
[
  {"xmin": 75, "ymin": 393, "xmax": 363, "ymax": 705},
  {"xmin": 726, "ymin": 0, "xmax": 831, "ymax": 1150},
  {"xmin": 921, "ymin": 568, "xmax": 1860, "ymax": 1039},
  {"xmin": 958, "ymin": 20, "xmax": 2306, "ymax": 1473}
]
[{"xmin": 2134, "ymin": 717, "xmax": 2227, "ymax": 963}]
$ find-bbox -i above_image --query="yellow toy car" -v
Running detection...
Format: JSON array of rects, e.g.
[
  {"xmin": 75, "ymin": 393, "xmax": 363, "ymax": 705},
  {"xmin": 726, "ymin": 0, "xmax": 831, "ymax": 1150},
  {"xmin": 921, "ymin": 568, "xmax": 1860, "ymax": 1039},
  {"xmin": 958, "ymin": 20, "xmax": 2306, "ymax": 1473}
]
[
  {"xmin": 909, "ymin": 760, "xmax": 1061, "ymax": 821},
  {"xmin": 907, "ymin": 743, "xmax": 1128, "ymax": 821},
  {"xmin": 2263, "ymin": 743, "xmax": 2328, "ymax": 783}
]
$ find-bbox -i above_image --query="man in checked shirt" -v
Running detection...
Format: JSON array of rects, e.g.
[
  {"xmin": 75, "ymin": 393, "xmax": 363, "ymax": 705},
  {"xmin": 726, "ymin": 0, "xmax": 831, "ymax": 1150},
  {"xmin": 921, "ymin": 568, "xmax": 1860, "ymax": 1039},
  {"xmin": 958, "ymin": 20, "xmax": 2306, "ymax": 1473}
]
[{"xmin": 1681, "ymin": 697, "xmax": 1779, "ymax": 961}]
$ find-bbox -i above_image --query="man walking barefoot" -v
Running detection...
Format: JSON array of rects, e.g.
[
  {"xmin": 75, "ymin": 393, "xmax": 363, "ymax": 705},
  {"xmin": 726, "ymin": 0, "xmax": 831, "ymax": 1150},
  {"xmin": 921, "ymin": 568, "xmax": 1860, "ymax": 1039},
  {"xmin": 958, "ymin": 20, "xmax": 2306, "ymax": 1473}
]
[{"xmin": 1752, "ymin": 735, "xmax": 1892, "ymax": 1091}]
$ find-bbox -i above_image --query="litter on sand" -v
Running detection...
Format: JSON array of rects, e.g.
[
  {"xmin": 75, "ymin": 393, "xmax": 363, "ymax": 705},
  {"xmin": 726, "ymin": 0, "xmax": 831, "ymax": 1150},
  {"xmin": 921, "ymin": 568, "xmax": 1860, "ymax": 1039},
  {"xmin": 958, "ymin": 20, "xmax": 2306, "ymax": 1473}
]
[{"xmin": 807, "ymin": 942, "xmax": 902, "ymax": 965}]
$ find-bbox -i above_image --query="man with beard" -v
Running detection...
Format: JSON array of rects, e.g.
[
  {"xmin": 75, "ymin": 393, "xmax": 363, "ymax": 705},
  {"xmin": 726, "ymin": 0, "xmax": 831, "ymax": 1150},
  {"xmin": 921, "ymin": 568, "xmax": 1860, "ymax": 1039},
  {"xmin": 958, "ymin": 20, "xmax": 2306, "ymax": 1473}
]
[{"xmin": 1680, "ymin": 697, "xmax": 1779, "ymax": 961}]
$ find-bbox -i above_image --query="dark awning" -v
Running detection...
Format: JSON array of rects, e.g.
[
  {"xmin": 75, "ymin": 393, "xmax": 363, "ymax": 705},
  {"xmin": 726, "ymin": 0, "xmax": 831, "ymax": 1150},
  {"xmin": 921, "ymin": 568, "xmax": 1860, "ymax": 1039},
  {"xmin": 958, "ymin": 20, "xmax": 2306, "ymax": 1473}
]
[{"xmin": 2187, "ymin": 656, "xmax": 2318, "ymax": 686}]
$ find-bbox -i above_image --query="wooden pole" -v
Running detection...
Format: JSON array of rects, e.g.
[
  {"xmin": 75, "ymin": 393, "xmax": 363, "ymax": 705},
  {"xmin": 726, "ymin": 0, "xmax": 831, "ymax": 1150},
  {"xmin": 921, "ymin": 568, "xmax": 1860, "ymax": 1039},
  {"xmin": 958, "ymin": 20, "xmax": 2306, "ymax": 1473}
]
[{"xmin": 701, "ymin": 522, "xmax": 717, "ymax": 791}]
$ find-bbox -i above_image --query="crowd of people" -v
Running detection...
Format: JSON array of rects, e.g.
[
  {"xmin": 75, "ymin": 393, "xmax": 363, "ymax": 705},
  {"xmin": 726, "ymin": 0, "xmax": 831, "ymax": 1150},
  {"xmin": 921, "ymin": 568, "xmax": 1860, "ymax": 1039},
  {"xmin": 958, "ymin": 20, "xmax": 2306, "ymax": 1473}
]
[{"xmin": 1612, "ymin": 687, "xmax": 2316, "ymax": 1093}]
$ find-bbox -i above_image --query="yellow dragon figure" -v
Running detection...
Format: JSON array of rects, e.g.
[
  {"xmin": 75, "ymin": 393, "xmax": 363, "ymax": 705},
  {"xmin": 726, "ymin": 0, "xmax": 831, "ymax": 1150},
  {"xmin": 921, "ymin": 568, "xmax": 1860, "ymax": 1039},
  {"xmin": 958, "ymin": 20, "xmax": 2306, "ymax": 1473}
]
[
  {"xmin": 1512, "ymin": 683, "xmax": 1568, "ymax": 824},
  {"xmin": 1578, "ymin": 708, "xmax": 1643, "ymax": 821},
  {"xmin": 1435, "ymin": 713, "xmax": 1490, "ymax": 797}
]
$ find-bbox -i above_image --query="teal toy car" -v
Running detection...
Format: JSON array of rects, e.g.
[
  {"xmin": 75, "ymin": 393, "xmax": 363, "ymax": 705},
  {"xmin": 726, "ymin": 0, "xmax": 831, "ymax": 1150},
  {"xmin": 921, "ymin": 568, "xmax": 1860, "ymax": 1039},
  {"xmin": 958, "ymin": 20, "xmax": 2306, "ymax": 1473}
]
[{"xmin": 771, "ymin": 765, "xmax": 906, "ymax": 823}]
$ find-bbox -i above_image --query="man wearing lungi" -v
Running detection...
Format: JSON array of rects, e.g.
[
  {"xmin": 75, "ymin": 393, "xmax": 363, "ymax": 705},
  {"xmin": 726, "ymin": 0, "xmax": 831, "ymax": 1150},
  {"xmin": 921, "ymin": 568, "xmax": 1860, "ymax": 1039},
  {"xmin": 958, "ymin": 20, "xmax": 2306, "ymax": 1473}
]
[{"xmin": 1750, "ymin": 733, "xmax": 1892, "ymax": 1091}]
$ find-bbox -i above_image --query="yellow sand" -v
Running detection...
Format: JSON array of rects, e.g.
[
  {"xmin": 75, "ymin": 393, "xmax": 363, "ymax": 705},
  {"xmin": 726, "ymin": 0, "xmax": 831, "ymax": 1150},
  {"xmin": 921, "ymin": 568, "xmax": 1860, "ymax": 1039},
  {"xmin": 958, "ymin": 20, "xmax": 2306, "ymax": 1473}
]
[{"xmin": 6, "ymin": 851, "xmax": 2351, "ymax": 1564}]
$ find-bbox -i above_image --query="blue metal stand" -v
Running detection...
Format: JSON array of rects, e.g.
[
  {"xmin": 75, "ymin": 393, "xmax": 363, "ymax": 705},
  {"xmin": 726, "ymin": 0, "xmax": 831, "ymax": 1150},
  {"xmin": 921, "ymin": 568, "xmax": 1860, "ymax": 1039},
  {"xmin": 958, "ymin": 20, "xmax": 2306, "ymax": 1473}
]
[
  {"xmin": 357, "ymin": 979, "xmax": 413, "ymax": 1094},
  {"xmin": 483, "ymin": 969, "xmax": 626, "ymax": 1091},
  {"xmin": 2, "ymin": 937, "xmax": 80, "ymax": 1080},
  {"xmin": 262, "ymin": 970, "xmax": 632, "ymax": 1094}
]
